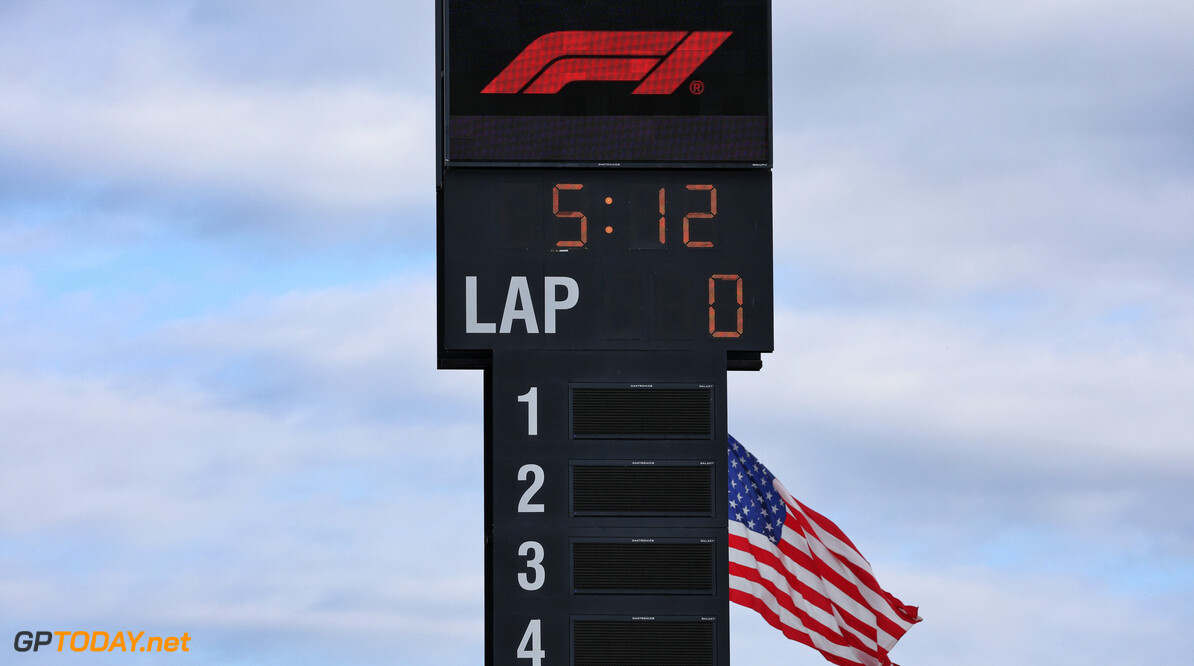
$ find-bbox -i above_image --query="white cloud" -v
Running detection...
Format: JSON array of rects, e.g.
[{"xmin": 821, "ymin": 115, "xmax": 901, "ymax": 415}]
[
  {"xmin": 0, "ymin": 1, "xmax": 435, "ymax": 236},
  {"xmin": 0, "ymin": 271, "xmax": 486, "ymax": 664},
  {"xmin": 887, "ymin": 566, "xmax": 1185, "ymax": 665},
  {"xmin": 0, "ymin": 264, "xmax": 32, "ymax": 304},
  {"xmin": 0, "ymin": 364, "xmax": 484, "ymax": 664},
  {"xmin": 769, "ymin": 0, "xmax": 1194, "ymax": 309},
  {"xmin": 138, "ymin": 277, "xmax": 469, "ymax": 425},
  {"xmin": 734, "ymin": 306, "xmax": 1194, "ymax": 476},
  {"xmin": 0, "ymin": 81, "xmax": 432, "ymax": 217}
]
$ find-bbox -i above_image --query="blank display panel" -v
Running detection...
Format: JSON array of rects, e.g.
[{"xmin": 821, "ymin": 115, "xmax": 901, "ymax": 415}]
[
  {"xmin": 572, "ymin": 463, "xmax": 713, "ymax": 516},
  {"xmin": 571, "ymin": 386, "xmax": 713, "ymax": 438},
  {"xmin": 573, "ymin": 540, "xmax": 714, "ymax": 594},
  {"xmin": 573, "ymin": 619, "xmax": 715, "ymax": 666}
]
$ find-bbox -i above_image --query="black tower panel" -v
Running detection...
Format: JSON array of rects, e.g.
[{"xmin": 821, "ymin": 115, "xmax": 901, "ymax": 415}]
[
  {"xmin": 436, "ymin": 2, "xmax": 773, "ymax": 662},
  {"xmin": 486, "ymin": 350, "xmax": 729, "ymax": 666}
]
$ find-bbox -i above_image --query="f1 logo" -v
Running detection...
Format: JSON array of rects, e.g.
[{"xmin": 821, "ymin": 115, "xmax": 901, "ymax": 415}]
[{"xmin": 482, "ymin": 31, "xmax": 732, "ymax": 94}]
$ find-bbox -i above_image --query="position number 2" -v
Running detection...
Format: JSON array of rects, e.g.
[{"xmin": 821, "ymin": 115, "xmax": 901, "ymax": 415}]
[{"xmin": 517, "ymin": 464, "xmax": 544, "ymax": 513}]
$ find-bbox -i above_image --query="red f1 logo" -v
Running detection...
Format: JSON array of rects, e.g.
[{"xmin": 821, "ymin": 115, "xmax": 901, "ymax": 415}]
[{"xmin": 482, "ymin": 30, "xmax": 732, "ymax": 94}]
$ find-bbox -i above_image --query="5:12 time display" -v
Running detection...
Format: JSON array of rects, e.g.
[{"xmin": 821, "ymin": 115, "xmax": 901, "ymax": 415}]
[{"xmin": 550, "ymin": 183, "xmax": 717, "ymax": 249}]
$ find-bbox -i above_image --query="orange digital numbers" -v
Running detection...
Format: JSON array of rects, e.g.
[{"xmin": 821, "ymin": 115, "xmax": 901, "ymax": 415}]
[
  {"xmin": 658, "ymin": 187, "xmax": 667, "ymax": 245},
  {"xmin": 709, "ymin": 274, "xmax": 744, "ymax": 338},
  {"xmin": 548, "ymin": 182, "xmax": 744, "ymax": 339},
  {"xmin": 652, "ymin": 185, "xmax": 716, "ymax": 248},
  {"xmin": 684, "ymin": 185, "xmax": 716, "ymax": 247},
  {"xmin": 552, "ymin": 184, "xmax": 586, "ymax": 247}
]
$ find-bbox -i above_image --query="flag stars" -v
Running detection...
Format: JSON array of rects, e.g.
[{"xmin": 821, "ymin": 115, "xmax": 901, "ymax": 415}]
[{"xmin": 729, "ymin": 440, "xmax": 788, "ymax": 537}]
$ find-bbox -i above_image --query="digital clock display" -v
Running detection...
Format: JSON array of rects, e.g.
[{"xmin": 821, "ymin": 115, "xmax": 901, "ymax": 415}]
[
  {"xmin": 438, "ymin": 169, "xmax": 773, "ymax": 359},
  {"xmin": 441, "ymin": 0, "xmax": 771, "ymax": 165}
]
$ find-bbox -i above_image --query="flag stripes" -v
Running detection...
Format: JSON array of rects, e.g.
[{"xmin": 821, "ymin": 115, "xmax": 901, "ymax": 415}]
[{"xmin": 728, "ymin": 437, "xmax": 919, "ymax": 666}]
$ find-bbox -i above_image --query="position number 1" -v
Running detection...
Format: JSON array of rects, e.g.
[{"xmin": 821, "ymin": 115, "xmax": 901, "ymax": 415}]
[{"xmin": 517, "ymin": 387, "xmax": 538, "ymax": 436}]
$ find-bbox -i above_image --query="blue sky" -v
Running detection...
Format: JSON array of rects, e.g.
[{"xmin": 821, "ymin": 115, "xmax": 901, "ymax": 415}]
[{"xmin": 2, "ymin": 1, "xmax": 1192, "ymax": 664}]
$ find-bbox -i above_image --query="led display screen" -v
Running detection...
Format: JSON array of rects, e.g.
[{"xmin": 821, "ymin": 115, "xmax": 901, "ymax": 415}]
[
  {"xmin": 443, "ymin": 0, "xmax": 771, "ymax": 165},
  {"xmin": 438, "ymin": 168, "xmax": 773, "ymax": 357}
]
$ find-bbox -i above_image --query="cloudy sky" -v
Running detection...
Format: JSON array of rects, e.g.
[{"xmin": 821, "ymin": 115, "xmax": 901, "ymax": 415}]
[{"xmin": 2, "ymin": 1, "xmax": 1192, "ymax": 664}]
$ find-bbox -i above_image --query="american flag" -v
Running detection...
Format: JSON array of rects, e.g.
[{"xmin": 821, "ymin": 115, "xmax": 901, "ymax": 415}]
[{"xmin": 728, "ymin": 436, "xmax": 921, "ymax": 666}]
